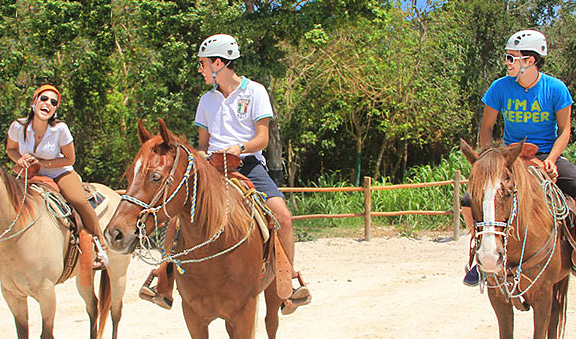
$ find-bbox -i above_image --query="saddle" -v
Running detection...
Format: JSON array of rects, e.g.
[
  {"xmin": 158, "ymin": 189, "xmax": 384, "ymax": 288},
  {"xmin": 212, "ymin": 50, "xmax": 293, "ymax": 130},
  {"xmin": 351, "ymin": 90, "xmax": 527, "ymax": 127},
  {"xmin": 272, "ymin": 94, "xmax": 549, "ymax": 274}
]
[
  {"xmin": 12, "ymin": 165, "xmax": 109, "ymax": 285},
  {"xmin": 513, "ymin": 142, "xmax": 576, "ymax": 277},
  {"xmin": 208, "ymin": 152, "xmax": 294, "ymax": 300}
]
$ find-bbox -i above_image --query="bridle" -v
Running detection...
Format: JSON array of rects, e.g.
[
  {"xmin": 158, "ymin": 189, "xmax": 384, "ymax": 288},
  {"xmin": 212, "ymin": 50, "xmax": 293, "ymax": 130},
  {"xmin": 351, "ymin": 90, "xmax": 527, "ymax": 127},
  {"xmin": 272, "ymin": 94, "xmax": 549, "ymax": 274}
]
[
  {"xmin": 119, "ymin": 143, "xmax": 256, "ymax": 273},
  {"xmin": 120, "ymin": 143, "xmax": 198, "ymax": 263},
  {"xmin": 472, "ymin": 165, "xmax": 567, "ymax": 299},
  {"xmin": 474, "ymin": 190, "xmax": 519, "ymax": 241}
]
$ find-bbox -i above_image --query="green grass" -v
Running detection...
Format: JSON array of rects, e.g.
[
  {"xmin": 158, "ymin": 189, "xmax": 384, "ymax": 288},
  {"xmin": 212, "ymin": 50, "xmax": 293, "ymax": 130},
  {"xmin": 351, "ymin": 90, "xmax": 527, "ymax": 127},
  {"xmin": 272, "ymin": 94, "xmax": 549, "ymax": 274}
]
[
  {"xmin": 290, "ymin": 143, "xmax": 576, "ymax": 241},
  {"xmin": 290, "ymin": 147, "xmax": 472, "ymax": 241}
]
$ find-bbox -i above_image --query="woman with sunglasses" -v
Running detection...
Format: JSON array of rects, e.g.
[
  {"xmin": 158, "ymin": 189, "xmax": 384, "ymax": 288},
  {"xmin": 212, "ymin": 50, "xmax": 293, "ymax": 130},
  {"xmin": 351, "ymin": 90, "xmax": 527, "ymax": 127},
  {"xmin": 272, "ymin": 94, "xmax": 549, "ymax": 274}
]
[
  {"xmin": 462, "ymin": 29, "xmax": 575, "ymax": 286},
  {"xmin": 6, "ymin": 84, "xmax": 109, "ymax": 270}
]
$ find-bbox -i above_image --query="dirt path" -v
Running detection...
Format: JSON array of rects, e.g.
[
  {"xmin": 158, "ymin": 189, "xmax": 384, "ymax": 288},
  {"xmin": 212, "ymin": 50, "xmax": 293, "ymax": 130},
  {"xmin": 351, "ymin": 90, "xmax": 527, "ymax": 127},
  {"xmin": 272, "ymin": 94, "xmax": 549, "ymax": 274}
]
[{"xmin": 1, "ymin": 234, "xmax": 576, "ymax": 338}]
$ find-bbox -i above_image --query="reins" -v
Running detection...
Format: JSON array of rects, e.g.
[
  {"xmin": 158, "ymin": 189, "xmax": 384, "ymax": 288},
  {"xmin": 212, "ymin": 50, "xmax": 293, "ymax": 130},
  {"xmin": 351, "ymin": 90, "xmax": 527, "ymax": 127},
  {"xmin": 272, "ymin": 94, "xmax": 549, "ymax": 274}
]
[
  {"xmin": 474, "ymin": 165, "xmax": 569, "ymax": 299},
  {"xmin": 0, "ymin": 168, "xmax": 72, "ymax": 242},
  {"xmin": 121, "ymin": 145, "xmax": 258, "ymax": 274}
]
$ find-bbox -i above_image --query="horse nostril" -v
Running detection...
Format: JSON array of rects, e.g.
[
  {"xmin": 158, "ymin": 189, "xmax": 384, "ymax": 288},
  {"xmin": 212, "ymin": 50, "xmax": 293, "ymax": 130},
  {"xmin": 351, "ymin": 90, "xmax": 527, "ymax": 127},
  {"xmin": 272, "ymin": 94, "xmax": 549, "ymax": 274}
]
[
  {"xmin": 113, "ymin": 230, "xmax": 124, "ymax": 242},
  {"xmin": 106, "ymin": 228, "xmax": 124, "ymax": 243}
]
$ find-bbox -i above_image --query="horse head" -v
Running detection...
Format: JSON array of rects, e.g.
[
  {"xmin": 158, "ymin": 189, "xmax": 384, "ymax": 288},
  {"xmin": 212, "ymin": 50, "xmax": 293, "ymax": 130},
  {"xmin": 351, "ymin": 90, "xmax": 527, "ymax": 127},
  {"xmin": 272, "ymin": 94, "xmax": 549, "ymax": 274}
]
[
  {"xmin": 461, "ymin": 139, "xmax": 524, "ymax": 273},
  {"xmin": 105, "ymin": 118, "xmax": 195, "ymax": 254}
]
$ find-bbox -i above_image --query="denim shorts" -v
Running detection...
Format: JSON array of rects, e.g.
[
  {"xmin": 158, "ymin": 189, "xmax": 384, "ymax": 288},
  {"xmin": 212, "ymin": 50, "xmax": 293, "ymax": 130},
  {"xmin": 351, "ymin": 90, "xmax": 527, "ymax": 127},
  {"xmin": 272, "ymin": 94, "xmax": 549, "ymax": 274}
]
[{"xmin": 238, "ymin": 156, "xmax": 285, "ymax": 199}]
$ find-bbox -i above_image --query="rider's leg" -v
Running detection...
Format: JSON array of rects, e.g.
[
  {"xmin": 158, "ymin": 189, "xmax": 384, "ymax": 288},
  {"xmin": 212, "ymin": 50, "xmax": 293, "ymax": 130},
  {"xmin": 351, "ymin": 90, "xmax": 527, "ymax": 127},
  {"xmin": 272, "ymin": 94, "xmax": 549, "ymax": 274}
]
[
  {"xmin": 550, "ymin": 156, "xmax": 576, "ymax": 198},
  {"xmin": 55, "ymin": 171, "xmax": 106, "ymax": 269},
  {"xmin": 267, "ymin": 197, "xmax": 294, "ymax": 262},
  {"xmin": 461, "ymin": 192, "xmax": 479, "ymax": 286},
  {"xmin": 462, "ymin": 206, "xmax": 474, "ymax": 234},
  {"xmin": 239, "ymin": 156, "xmax": 311, "ymax": 313},
  {"xmin": 267, "ymin": 196, "xmax": 311, "ymax": 314}
]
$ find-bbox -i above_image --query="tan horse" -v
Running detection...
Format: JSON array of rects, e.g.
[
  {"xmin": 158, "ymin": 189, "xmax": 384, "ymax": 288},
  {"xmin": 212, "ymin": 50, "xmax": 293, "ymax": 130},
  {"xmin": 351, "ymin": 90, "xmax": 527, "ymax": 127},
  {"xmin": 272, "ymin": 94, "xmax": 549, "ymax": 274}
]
[
  {"xmin": 105, "ymin": 118, "xmax": 283, "ymax": 338},
  {"xmin": 461, "ymin": 140, "xmax": 571, "ymax": 339},
  {"xmin": 0, "ymin": 167, "xmax": 131, "ymax": 339}
]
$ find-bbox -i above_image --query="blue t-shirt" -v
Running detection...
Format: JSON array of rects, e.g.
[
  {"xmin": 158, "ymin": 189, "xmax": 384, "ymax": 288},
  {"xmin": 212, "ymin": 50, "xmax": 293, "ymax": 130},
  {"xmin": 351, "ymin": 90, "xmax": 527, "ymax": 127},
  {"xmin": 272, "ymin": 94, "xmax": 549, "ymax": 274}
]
[{"xmin": 482, "ymin": 73, "xmax": 573, "ymax": 152}]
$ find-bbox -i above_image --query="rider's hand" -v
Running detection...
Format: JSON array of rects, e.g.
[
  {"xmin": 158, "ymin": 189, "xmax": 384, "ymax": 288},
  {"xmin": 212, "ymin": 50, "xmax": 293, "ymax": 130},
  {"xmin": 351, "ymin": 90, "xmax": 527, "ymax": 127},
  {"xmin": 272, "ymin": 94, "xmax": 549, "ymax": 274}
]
[
  {"xmin": 221, "ymin": 144, "xmax": 242, "ymax": 157},
  {"xmin": 17, "ymin": 153, "xmax": 38, "ymax": 168},
  {"xmin": 543, "ymin": 158, "xmax": 558, "ymax": 181}
]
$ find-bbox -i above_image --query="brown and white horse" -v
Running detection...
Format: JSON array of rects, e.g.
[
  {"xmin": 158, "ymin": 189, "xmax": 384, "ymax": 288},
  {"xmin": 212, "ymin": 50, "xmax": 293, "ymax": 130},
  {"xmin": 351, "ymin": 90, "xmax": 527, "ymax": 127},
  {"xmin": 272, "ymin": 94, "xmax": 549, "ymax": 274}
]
[
  {"xmin": 461, "ymin": 140, "xmax": 571, "ymax": 339},
  {"xmin": 105, "ymin": 118, "xmax": 283, "ymax": 338},
  {"xmin": 0, "ymin": 168, "xmax": 131, "ymax": 339}
]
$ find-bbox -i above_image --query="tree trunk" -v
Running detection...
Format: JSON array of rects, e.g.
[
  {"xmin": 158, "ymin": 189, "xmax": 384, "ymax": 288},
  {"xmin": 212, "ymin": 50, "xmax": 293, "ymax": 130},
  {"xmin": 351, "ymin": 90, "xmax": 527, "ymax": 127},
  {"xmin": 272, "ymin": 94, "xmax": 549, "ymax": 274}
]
[
  {"xmin": 244, "ymin": 0, "xmax": 254, "ymax": 13},
  {"xmin": 354, "ymin": 137, "xmax": 362, "ymax": 186},
  {"xmin": 267, "ymin": 116, "xmax": 284, "ymax": 186}
]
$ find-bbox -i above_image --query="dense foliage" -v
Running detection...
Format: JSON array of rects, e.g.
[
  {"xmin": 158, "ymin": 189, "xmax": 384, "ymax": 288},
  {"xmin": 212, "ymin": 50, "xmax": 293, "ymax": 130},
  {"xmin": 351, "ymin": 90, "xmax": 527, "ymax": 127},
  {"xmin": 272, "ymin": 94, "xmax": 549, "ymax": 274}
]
[{"xmin": 0, "ymin": 0, "xmax": 575, "ymax": 191}]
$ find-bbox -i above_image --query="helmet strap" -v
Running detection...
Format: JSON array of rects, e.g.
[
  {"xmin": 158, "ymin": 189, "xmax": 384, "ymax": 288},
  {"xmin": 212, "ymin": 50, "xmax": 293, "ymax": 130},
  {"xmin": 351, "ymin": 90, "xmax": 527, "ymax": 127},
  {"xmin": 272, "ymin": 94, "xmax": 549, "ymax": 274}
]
[
  {"xmin": 207, "ymin": 59, "xmax": 232, "ymax": 92},
  {"xmin": 515, "ymin": 63, "xmax": 536, "ymax": 84}
]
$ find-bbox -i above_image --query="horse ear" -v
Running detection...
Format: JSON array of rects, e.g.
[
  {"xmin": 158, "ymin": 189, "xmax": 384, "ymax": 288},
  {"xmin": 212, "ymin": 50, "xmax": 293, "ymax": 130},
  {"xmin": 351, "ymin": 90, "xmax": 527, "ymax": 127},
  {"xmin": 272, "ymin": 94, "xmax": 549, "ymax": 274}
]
[
  {"xmin": 137, "ymin": 119, "xmax": 153, "ymax": 144},
  {"xmin": 158, "ymin": 118, "xmax": 174, "ymax": 146},
  {"xmin": 506, "ymin": 139, "xmax": 524, "ymax": 168},
  {"xmin": 460, "ymin": 139, "xmax": 478, "ymax": 164}
]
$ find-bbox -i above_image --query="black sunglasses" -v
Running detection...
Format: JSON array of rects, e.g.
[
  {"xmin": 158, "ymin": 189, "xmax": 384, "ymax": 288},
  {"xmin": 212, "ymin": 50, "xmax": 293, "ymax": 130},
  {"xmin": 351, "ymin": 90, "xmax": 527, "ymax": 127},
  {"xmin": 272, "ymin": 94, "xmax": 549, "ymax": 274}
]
[{"xmin": 39, "ymin": 95, "xmax": 59, "ymax": 107}]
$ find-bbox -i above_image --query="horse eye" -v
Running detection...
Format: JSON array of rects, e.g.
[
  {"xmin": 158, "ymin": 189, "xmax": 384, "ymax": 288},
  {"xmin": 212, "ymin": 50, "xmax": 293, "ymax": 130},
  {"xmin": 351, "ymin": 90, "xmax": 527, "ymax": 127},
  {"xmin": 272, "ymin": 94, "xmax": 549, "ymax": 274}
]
[{"xmin": 151, "ymin": 172, "xmax": 163, "ymax": 182}]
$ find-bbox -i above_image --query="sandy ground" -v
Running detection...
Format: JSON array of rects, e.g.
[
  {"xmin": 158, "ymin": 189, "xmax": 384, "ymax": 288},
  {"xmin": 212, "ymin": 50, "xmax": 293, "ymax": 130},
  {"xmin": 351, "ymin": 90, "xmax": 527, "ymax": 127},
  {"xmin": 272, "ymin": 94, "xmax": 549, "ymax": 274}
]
[{"xmin": 2, "ymin": 233, "xmax": 576, "ymax": 338}]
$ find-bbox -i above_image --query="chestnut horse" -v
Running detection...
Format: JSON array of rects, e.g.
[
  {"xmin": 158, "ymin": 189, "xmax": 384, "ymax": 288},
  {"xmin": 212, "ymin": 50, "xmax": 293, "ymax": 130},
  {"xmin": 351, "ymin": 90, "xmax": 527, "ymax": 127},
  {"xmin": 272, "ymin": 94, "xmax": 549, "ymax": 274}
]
[
  {"xmin": 461, "ymin": 140, "xmax": 571, "ymax": 339},
  {"xmin": 104, "ymin": 118, "xmax": 282, "ymax": 338},
  {"xmin": 0, "ymin": 167, "xmax": 131, "ymax": 339}
]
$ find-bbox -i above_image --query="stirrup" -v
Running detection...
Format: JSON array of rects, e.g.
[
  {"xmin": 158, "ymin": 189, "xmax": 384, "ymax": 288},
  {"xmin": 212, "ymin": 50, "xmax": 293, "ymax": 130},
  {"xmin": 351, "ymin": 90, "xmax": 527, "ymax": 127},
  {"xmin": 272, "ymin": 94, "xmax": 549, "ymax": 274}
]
[
  {"xmin": 139, "ymin": 284, "xmax": 173, "ymax": 310},
  {"xmin": 281, "ymin": 272, "xmax": 312, "ymax": 315},
  {"xmin": 140, "ymin": 270, "xmax": 157, "ymax": 299},
  {"xmin": 281, "ymin": 295, "xmax": 312, "ymax": 315},
  {"xmin": 92, "ymin": 236, "xmax": 109, "ymax": 270}
]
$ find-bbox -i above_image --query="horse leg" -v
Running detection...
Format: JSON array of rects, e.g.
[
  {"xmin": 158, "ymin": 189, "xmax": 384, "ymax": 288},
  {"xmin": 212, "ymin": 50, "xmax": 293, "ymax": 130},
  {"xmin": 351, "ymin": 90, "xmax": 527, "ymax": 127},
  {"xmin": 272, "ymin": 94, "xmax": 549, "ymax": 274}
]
[
  {"xmin": 532, "ymin": 287, "xmax": 554, "ymax": 339},
  {"xmin": 487, "ymin": 289, "xmax": 514, "ymax": 339},
  {"xmin": 2, "ymin": 288, "xmax": 29, "ymax": 339},
  {"xmin": 35, "ymin": 286, "xmax": 57, "ymax": 339},
  {"xmin": 107, "ymin": 256, "xmax": 130, "ymax": 339},
  {"xmin": 181, "ymin": 303, "xmax": 210, "ymax": 339},
  {"xmin": 263, "ymin": 281, "xmax": 282, "ymax": 339},
  {"xmin": 548, "ymin": 275, "xmax": 570, "ymax": 339},
  {"xmin": 76, "ymin": 276, "xmax": 99, "ymax": 339},
  {"xmin": 224, "ymin": 296, "xmax": 258, "ymax": 339}
]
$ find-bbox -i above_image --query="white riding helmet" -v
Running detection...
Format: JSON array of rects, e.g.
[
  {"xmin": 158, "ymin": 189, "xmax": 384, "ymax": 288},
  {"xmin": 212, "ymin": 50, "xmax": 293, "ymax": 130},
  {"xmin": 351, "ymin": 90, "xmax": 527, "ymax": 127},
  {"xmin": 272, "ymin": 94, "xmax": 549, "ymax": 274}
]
[
  {"xmin": 198, "ymin": 34, "xmax": 241, "ymax": 60},
  {"xmin": 505, "ymin": 29, "xmax": 547, "ymax": 56}
]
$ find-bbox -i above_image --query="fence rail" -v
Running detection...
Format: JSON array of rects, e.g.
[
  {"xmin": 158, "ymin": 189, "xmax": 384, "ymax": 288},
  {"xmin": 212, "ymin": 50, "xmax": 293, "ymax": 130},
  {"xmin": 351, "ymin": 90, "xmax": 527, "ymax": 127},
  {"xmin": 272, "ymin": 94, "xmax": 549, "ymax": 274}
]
[
  {"xmin": 280, "ymin": 171, "xmax": 468, "ymax": 241},
  {"xmin": 115, "ymin": 171, "xmax": 468, "ymax": 241}
]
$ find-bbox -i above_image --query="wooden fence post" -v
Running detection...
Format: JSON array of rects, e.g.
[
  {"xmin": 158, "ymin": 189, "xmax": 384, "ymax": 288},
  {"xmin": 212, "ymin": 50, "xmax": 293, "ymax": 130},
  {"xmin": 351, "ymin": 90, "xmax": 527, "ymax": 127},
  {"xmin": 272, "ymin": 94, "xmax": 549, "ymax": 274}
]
[
  {"xmin": 453, "ymin": 170, "xmax": 461, "ymax": 241},
  {"xmin": 364, "ymin": 176, "xmax": 372, "ymax": 241}
]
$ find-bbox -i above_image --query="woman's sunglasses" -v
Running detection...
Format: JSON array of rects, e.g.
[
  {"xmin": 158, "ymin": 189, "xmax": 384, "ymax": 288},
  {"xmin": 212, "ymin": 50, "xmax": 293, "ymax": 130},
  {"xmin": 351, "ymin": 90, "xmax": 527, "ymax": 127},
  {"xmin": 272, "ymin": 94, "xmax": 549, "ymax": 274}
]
[
  {"xmin": 504, "ymin": 54, "xmax": 529, "ymax": 64},
  {"xmin": 39, "ymin": 95, "xmax": 59, "ymax": 107}
]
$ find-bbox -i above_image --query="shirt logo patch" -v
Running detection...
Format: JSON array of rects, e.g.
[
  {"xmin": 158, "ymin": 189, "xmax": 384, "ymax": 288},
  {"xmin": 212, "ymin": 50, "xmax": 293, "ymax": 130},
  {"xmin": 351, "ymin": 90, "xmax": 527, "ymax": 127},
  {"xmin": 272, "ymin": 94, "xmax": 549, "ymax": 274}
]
[{"xmin": 237, "ymin": 95, "xmax": 251, "ymax": 120}]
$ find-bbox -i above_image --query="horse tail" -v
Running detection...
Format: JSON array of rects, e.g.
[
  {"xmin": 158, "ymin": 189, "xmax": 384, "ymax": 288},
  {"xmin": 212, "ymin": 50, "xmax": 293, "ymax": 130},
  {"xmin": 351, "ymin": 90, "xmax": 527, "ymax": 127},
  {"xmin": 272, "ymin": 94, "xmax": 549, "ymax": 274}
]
[
  {"xmin": 97, "ymin": 269, "xmax": 111, "ymax": 339},
  {"xmin": 553, "ymin": 275, "xmax": 569, "ymax": 339}
]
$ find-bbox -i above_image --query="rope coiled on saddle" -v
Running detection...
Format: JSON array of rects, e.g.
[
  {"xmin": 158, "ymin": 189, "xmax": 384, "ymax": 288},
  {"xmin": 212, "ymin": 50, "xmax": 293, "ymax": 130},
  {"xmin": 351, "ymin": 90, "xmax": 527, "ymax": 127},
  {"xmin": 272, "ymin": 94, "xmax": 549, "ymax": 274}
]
[{"xmin": 0, "ymin": 168, "xmax": 72, "ymax": 242}]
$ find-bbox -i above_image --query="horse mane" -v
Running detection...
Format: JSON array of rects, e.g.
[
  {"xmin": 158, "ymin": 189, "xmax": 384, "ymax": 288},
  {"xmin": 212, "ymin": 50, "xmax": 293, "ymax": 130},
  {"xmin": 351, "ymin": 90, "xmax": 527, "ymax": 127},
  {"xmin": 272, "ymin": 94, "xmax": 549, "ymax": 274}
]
[
  {"xmin": 192, "ymin": 151, "xmax": 253, "ymax": 241},
  {"xmin": 138, "ymin": 132, "xmax": 252, "ymax": 242},
  {"xmin": 0, "ymin": 166, "xmax": 39, "ymax": 221},
  {"xmin": 468, "ymin": 146, "xmax": 553, "ymax": 238}
]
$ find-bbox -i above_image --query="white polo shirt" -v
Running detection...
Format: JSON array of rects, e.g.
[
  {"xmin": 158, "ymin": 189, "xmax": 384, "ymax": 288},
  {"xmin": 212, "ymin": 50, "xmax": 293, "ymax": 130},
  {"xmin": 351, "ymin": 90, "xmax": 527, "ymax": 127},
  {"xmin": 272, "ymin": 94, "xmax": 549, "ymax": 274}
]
[
  {"xmin": 194, "ymin": 77, "xmax": 273, "ymax": 162},
  {"xmin": 8, "ymin": 119, "xmax": 74, "ymax": 179}
]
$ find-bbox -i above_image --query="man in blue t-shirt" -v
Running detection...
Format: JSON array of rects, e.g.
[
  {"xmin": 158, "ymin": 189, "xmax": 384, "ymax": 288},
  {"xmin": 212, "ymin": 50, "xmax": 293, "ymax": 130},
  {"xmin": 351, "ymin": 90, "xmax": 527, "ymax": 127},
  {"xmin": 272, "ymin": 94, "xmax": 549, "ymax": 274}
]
[
  {"xmin": 480, "ymin": 32, "xmax": 574, "ymax": 188},
  {"xmin": 462, "ymin": 29, "xmax": 575, "ymax": 286}
]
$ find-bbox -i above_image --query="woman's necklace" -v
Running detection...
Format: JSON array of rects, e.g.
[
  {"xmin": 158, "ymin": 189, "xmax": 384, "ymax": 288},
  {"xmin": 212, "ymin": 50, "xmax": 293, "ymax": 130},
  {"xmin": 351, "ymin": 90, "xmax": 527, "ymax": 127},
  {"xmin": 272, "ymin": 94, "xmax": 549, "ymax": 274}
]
[{"xmin": 523, "ymin": 73, "xmax": 541, "ymax": 92}]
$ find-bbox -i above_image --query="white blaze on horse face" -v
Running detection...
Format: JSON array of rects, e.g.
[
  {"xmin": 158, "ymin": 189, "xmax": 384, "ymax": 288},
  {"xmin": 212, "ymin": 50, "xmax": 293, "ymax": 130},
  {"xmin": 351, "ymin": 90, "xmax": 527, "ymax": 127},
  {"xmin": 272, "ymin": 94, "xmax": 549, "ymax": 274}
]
[
  {"xmin": 477, "ymin": 179, "xmax": 502, "ymax": 273},
  {"xmin": 133, "ymin": 158, "xmax": 142, "ymax": 180}
]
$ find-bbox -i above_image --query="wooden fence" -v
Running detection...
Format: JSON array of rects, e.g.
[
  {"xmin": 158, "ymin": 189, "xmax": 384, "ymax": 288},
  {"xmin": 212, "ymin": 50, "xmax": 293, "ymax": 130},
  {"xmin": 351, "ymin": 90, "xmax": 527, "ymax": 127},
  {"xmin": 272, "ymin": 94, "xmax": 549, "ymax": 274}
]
[
  {"xmin": 115, "ymin": 171, "xmax": 468, "ymax": 241},
  {"xmin": 280, "ymin": 171, "xmax": 468, "ymax": 241}
]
